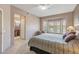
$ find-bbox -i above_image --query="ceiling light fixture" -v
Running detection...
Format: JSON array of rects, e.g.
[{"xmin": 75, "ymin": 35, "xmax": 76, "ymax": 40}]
[
  {"xmin": 39, "ymin": 5, "xmax": 47, "ymax": 10},
  {"xmin": 39, "ymin": 4, "xmax": 51, "ymax": 10}
]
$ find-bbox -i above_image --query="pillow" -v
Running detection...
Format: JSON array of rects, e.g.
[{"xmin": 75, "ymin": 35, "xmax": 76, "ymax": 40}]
[
  {"xmin": 34, "ymin": 31, "xmax": 41, "ymax": 36},
  {"xmin": 41, "ymin": 31, "xmax": 45, "ymax": 33},
  {"xmin": 69, "ymin": 32, "xmax": 76, "ymax": 34},
  {"xmin": 63, "ymin": 33, "xmax": 68, "ymax": 39},
  {"xmin": 63, "ymin": 32, "xmax": 70, "ymax": 39},
  {"xmin": 63, "ymin": 32, "xmax": 76, "ymax": 39},
  {"xmin": 64, "ymin": 34, "xmax": 76, "ymax": 42}
]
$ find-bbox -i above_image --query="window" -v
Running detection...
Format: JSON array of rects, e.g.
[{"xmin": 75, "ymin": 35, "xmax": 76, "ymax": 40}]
[
  {"xmin": 62, "ymin": 19, "xmax": 66, "ymax": 34},
  {"xmin": 57, "ymin": 20, "xmax": 62, "ymax": 33},
  {"xmin": 47, "ymin": 21, "xmax": 55, "ymax": 33},
  {"xmin": 43, "ymin": 18, "xmax": 66, "ymax": 34},
  {"xmin": 43, "ymin": 20, "xmax": 48, "ymax": 32}
]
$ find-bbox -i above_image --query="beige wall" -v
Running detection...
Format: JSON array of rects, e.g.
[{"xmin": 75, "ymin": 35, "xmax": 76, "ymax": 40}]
[
  {"xmin": 0, "ymin": 10, "xmax": 2, "ymax": 53},
  {"xmin": 73, "ymin": 4, "xmax": 79, "ymax": 33},
  {"xmin": 40, "ymin": 12, "xmax": 74, "ymax": 31},
  {"xmin": 73, "ymin": 4, "xmax": 79, "ymax": 26},
  {"xmin": 73, "ymin": 4, "xmax": 79, "ymax": 17},
  {"xmin": 0, "ymin": 5, "xmax": 11, "ymax": 52}
]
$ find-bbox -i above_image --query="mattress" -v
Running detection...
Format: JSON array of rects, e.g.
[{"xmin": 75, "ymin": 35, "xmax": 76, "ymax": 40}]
[{"xmin": 28, "ymin": 33, "xmax": 79, "ymax": 54}]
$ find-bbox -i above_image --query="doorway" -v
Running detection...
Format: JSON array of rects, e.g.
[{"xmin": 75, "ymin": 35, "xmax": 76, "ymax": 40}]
[{"xmin": 14, "ymin": 14, "xmax": 26, "ymax": 40}]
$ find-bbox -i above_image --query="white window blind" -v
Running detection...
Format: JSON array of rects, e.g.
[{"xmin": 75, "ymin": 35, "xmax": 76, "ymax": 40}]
[{"xmin": 43, "ymin": 18, "xmax": 66, "ymax": 34}]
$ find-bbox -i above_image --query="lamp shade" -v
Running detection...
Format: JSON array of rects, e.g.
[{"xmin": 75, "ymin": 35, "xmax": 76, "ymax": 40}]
[{"xmin": 67, "ymin": 26, "xmax": 76, "ymax": 32}]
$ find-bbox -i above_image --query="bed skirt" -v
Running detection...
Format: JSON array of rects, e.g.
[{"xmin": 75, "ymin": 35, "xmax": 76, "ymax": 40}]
[{"xmin": 30, "ymin": 46, "xmax": 50, "ymax": 54}]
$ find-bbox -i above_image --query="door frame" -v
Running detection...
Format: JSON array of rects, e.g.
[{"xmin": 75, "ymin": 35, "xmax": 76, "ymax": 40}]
[{"xmin": 13, "ymin": 13, "xmax": 26, "ymax": 40}]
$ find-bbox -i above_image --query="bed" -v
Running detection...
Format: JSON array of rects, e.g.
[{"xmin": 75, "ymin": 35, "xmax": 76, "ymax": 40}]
[{"xmin": 28, "ymin": 33, "xmax": 79, "ymax": 54}]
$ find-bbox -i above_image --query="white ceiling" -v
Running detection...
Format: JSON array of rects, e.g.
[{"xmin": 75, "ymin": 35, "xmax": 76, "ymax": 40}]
[{"xmin": 13, "ymin": 4, "xmax": 77, "ymax": 17}]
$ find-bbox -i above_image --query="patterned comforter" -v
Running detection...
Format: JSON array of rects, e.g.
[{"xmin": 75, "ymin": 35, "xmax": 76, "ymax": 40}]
[{"xmin": 28, "ymin": 33, "xmax": 79, "ymax": 54}]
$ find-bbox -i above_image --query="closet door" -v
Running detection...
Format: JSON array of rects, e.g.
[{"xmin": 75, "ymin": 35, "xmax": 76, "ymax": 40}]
[
  {"xmin": 0, "ymin": 11, "xmax": 2, "ymax": 53},
  {"xmin": 20, "ymin": 16, "xmax": 26, "ymax": 40}
]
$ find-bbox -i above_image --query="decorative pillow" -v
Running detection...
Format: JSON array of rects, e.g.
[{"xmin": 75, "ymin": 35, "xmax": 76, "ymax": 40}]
[
  {"xmin": 63, "ymin": 33, "xmax": 68, "ymax": 39},
  {"xmin": 64, "ymin": 34, "xmax": 76, "ymax": 42},
  {"xmin": 41, "ymin": 31, "xmax": 45, "ymax": 33},
  {"xmin": 69, "ymin": 32, "xmax": 76, "ymax": 34},
  {"xmin": 63, "ymin": 32, "xmax": 76, "ymax": 39},
  {"xmin": 34, "ymin": 31, "xmax": 41, "ymax": 36},
  {"xmin": 63, "ymin": 32, "xmax": 70, "ymax": 39}
]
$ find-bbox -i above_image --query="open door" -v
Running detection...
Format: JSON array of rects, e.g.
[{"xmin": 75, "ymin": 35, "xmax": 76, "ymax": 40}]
[
  {"xmin": 0, "ymin": 10, "xmax": 2, "ymax": 53},
  {"xmin": 14, "ymin": 14, "xmax": 26, "ymax": 40},
  {"xmin": 14, "ymin": 14, "xmax": 21, "ymax": 40}
]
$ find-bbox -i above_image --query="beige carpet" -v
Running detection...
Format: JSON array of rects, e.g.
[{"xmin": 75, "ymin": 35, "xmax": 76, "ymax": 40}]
[{"xmin": 3, "ymin": 38, "xmax": 36, "ymax": 54}]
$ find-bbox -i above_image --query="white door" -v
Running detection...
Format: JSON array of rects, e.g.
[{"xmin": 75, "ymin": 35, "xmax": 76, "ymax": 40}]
[
  {"xmin": 20, "ymin": 16, "xmax": 26, "ymax": 40},
  {"xmin": 0, "ymin": 10, "xmax": 2, "ymax": 53}
]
